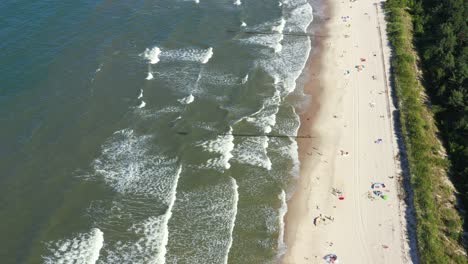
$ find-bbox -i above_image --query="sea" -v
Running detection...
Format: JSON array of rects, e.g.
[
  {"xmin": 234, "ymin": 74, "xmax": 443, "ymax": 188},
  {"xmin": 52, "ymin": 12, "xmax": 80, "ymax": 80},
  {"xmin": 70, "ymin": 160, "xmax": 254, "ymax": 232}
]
[{"xmin": 0, "ymin": 0, "xmax": 318, "ymax": 263}]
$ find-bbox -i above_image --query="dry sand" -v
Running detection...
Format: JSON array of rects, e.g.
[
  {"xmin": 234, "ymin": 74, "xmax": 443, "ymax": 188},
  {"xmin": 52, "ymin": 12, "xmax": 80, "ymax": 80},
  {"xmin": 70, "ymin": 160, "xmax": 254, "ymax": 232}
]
[{"xmin": 283, "ymin": 0, "xmax": 413, "ymax": 263}]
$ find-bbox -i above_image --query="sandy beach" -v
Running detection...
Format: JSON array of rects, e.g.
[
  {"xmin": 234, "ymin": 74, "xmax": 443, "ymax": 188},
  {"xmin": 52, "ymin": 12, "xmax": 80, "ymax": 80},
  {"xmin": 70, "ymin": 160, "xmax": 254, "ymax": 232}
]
[{"xmin": 283, "ymin": 0, "xmax": 412, "ymax": 263}]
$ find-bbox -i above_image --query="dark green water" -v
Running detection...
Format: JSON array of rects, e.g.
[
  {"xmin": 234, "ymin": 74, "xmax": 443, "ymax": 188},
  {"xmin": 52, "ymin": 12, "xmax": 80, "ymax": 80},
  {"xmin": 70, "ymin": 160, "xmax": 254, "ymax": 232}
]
[{"xmin": 0, "ymin": 0, "xmax": 316, "ymax": 263}]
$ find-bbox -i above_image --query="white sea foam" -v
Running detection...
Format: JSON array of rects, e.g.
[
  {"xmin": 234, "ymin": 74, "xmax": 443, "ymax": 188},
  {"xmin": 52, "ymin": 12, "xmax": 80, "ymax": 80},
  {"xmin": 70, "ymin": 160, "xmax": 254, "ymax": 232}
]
[
  {"xmin": 194, "ymin": 0, "xmax": 199, "ymax": 3},
  {"xmin": 197, "ymin": 127, "xmax": 234, "ymax": 170},
  {"xmin": 274, "ymin": 42, "xmax": 282, "ymax": 54},
  {"xmin": 245, "ymin": 89, "xmax": 281, "ymax": 133},
  {"xmin": 257, "ymin": 35, "xmax": 311, "ymax": 95},
  {"xmin": 203, "ymin": 146, "xmax": 234, "ymax": 170},
  {"xmin": 239, "ymin": 0, "xmax": 311, "ymax": 175},
  {"xmin": 146, "ymin": 72, "xmax": 154, "ymax": 80},
  {"xmin": 239, "ymin": 34, "xmax": 281, "ymax": 52},
  {"xmin": 272, "ymin": 18, "xmax": 286, "ymax": 33},
  {"xmin": 93, "ymin": 129, "xmax": 179, "ymax": 198},
  {"xmin": 233, "ymin": 0, "xmax": 241, "ymax": 5},
  {"xmin": 198, "ymin": 71, "xmax": 239, "ymax": 88},
  {"xmin": 274, "ymin": 75, "xmax": 281, "ymax": 85},
  {"xmin": 241, "ymin": 21, "xmax": 247, "ymax": 27},
  {"xmin": 241, "ymin": 74, "xmax": 249, "ymax": 84},
  {"xmin": 201, "ymin": 47, "xmax": 213, "ymax": 64},
  {"xmin": 95, "ymin": 64, "xmax": 103, "ymax": 73},
  {"xmin": 137, "ymin": 101, "xmax": 146, "ymax": 108},
  {"xmin": 138, "ymin": 89, "xmax": 143, "ymax": 99},
  {"xmin": 274, "ymin": 37, "xmax": 284, "ymax": 53},
  {"xmin": 272, "ymin": 107, "xmax": 301, "ymax": 176},
  {"xmin": 283, "ymin": 0, "xmax": 313, "ymax": 33},
  {"xmin": 246, "ymin": 113, "xmax": 276, "ymax": 134},
  {"xmin": 177, "ymin": 94, "xmax": 194, "ymax": 104},
  {"xmin": 44, "ymin": 228, "xmax": 104, "ymax": 264},
  {"xmin": 156, "ymin": 47, "xmax": 214, "ymax": 65},
  {"xmin": 288, "ymin": 139, "xmax": 300, "ymax": 176},
  {"xmin": 102, "ymin": 192, "xmax": 181, "ymax": 264},
  {"xmin": 289, "ymin": 108, "xmax": 301, "ymax": 176},
  {"xmin": 104, "ymin": 216, "xmax": 169, "ymax": 263},
  {"xmin": 153, "ymin": 165, "xmax": 182, "ymax": 264},
  {"xmin": 143, "ymin": 47, "xmax": 161, "ymax": 64},
  {"xmin": 272, "ymin": 19, "xmax": 286, "ymax": 53},
  {"xmin": 232, "ymin": 136, "xmax": 272, "ymax": 170},
  {"xmin": 95, "ymin": 164, "xmax": 182, "ymax": 264},
  {"xmin": 278, "ymin": 190, "xmax": 288, "ymax": 256},
  {"xmin": 164, "ymin": 178, "xmax": 240, "ymax": 263},
  {"xmin": 92, "ymin": 128, "xmax": 182, "ymax": 263},
  {"xmin": 138, "ymin": 105, "xmax": 183, "ymax": 120},
  {"xmin": 223, "ymin": 177, "xmax": 239, "ymax": 264},
  {"xmin": 239, "ymin": 19, "xmax": 284, "ymax": 54}
]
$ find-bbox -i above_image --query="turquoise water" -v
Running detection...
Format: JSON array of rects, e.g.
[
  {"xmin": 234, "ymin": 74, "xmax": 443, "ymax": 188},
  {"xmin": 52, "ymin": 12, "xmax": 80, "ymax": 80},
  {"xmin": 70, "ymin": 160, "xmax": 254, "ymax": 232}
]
[{"xmin": 0, "ymin": 0, "xmax": 316, "ymax": 263}]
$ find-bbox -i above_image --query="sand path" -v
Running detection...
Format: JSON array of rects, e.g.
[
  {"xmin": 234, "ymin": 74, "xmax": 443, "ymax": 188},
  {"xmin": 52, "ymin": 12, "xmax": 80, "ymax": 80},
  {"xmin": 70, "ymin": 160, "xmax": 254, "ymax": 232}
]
[{"xmin": 283, "ymin": 0, "xmax": 411, "ymax": 263}]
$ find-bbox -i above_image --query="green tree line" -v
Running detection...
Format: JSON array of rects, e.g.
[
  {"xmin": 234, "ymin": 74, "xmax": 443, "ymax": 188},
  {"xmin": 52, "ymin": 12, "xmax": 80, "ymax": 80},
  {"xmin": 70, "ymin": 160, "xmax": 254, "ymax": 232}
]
[
  {"xmin": 410, "ymin": 0, "xmax": 467, "ymax": 223},
  {"xmin": 385, "ymin": 0, "xmax": 466, "ymax": 262}
]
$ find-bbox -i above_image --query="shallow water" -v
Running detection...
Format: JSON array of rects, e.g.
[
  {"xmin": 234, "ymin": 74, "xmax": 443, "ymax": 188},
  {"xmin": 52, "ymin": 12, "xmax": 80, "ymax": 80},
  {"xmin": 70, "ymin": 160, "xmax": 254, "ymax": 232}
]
[{"xmin": 0, "ymin": 0, "xmax": 316, "ymax": 262}]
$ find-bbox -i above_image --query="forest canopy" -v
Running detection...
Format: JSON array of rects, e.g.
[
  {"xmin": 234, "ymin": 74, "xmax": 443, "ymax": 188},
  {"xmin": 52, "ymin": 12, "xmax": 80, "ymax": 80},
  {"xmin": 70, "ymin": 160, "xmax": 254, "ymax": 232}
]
[{"xmin": 411, "ymin": 0, "xmax": 467, "ymax": 222}]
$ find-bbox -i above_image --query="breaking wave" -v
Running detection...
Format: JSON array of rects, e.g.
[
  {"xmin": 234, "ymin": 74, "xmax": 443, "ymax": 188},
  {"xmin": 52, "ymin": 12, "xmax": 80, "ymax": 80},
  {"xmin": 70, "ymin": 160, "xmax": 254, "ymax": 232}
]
[
  {"xmin": 99, "ymin": 166, "xmax": 182, "ymax": 264},
  {"xmin": 165, "ymin": 177, "xmax": 240, "ymax": 263},
  {"xmin": 224, "ymin": 177, "xmax": 239, "ymax": 264},
  {"xmin": 142, "ymin": 46, "xmax": 214, "ymax": 67},
  {"xmin": 160, "ymin": 47, "xmax": 214, "ymax": 64},
  {"xmin": 142, "ymin": 47, "xmax": 161, "ymax": 64},
  {"xmin": 232, "ymin": 135, "xmax": 272, "ymax": 170},
  {"xmin": 44, "ymin": 228, "xmax": 104, "ymax": 264},
  {"xmin": 137, "ymin": 101, "xmax": 146, "ymax": 108},
  {"xmin": 177, "ymin": 94, "xmax": 194, "ymax": 105},
  {"xmin": 93, "ymin": 129, "xmax": 178, "ymax": 198},
  {"xmin": 146, "ymin": 72, "xmax": 154, "ymax": 80},
  {"xmin": 201, "ymin": 47, "xmax": 213, "ymax": 64},
  {"xmin": 196, "ymin": 127, "xmax": 234, "ymax": 170},
  {"xmin": 137, "ymin": 89, "xmax": 143, "ymax": 99}
]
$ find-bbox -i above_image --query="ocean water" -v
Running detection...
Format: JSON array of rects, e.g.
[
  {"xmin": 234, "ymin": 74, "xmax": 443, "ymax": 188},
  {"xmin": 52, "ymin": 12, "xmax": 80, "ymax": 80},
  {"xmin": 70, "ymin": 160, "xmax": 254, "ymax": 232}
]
[{"xmin": 0, "ymin": 0, "xmax": 316, "ymax": 263}]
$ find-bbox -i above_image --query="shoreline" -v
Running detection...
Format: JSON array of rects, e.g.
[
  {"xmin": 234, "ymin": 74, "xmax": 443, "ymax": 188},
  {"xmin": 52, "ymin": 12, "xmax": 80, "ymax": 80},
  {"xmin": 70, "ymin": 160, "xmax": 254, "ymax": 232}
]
[
  {"xmin": 282, "ymin": 0, "xmax": 331, "ymax": 252},
  {"xmin": 283, "ymin": 0, "xmax": 411, "ymax": 263}
]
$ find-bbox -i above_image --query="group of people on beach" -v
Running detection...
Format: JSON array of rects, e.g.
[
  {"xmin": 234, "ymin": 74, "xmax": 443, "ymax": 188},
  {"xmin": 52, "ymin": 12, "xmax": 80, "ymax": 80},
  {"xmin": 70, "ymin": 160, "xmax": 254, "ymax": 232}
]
[{"xmin": 310, "ymin": 2, "xmax": 394, "ymax": 263}]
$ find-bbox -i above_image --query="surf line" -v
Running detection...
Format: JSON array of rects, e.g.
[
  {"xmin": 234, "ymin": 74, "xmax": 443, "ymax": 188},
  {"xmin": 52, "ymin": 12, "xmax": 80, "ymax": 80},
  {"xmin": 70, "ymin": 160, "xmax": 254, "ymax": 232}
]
[
  {"xmin": 176, "ymin": 131, "xmax": 315, "ymax": 139},
  {"xmin": 223, "ymin": 177, "xmax": 239, "ymax": 264},
  {"xmin": 155, "ymin": 165, "xmax": 183, "ymax": 264},
  {"xmin": 225, "ymin": 29, "xmax": 328, "ymax": 38}
]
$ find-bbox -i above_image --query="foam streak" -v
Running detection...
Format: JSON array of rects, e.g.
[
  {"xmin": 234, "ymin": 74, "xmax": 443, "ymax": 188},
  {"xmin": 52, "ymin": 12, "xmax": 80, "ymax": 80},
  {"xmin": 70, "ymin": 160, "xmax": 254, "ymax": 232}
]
[
  {"xmin": 154, "ymin": 165, "xmax": 182, "ymax": 264},
  {"xmin": 223, "ymin": 177, "xmax": 239, "ymax": 264},
  {"xmin": 278, "ymin": 190, "xmax": 287, "ymax": 255}
]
